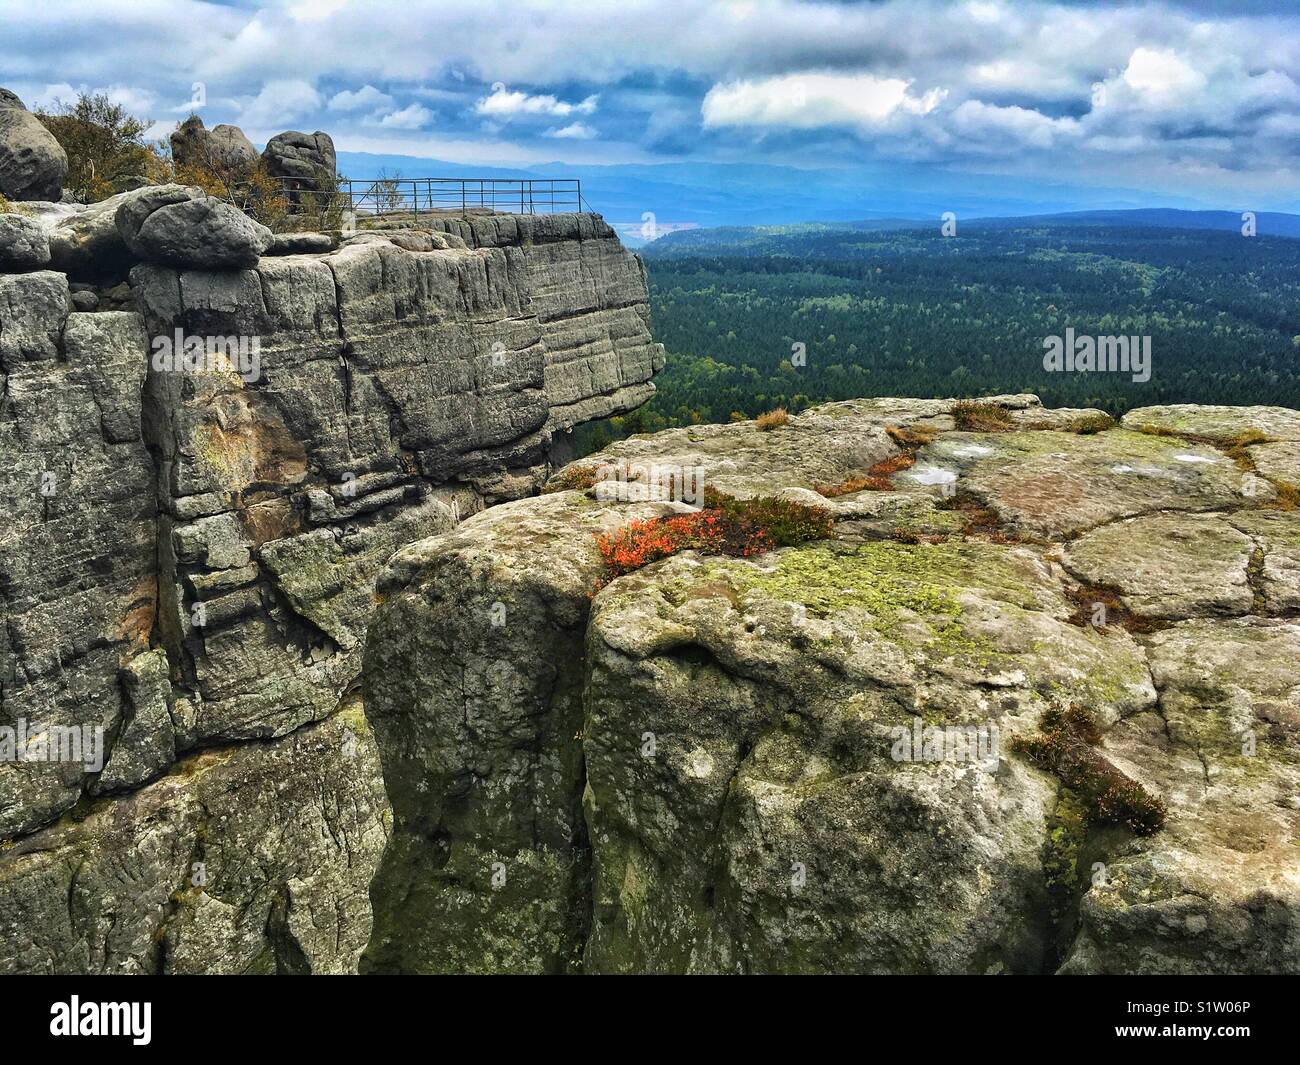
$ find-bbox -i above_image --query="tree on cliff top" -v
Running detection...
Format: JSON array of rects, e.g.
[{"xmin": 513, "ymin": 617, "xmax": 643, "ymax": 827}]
[{"xmin": 36, "ymin": 93, "xmax": 165, "ymax": 201}]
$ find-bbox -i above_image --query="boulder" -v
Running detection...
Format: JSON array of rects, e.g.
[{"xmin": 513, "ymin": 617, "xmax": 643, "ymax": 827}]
[
  {"xmin": 168, "ymin": 114, "xmax": 209, "ymax": 168},
  {"xmin": 0, "ymin": 213, "xmax": 51, "ymax": 269},
  {"xmin": 115, "ymin": 183, "xmax": 272, "ymax": 269},
  {"xmin": 363, "ymin": 395, "xmax": 1300, "ymax": 974},
  {"xmin": 0, "ymin": 88, "xmax": 68, "ymax": 201},
  {"xmin": 0, "ymin": 706, "xmax": 390, "ymax": 974},
  {"xmin": 209, "ymin": 124, "xmax": 258, "ymax": 170},
  {"xmin": 170, "ymin": 115, "xmax": 257, "ymax": 173},
  {"xmin": 262, "ymin": 130, "xmax": 336, "ymax": 191}
]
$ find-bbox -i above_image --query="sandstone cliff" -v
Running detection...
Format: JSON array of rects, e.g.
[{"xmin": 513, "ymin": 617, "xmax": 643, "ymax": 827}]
[
  {"xmin": 1, "ymin": 184, "xmax": 1295, "ymax": 974},
  {"xmin": 0, "ymin": 198, "xmax": 661, "ymax": 973}
]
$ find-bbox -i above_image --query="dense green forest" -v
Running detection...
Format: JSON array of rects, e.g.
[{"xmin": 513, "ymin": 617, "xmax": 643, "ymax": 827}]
[{"xmin": 577, "ymin": 222, "xmax": 1300, "ymax": 454}]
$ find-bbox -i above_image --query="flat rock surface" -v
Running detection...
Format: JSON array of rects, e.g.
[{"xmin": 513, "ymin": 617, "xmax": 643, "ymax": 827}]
[
  {"xmin": 1063, "ymin": 511, "xmax": 1255, "ymax": 619},
  {"xmin": 1124, "ymin": 404, "xmax": 1300, "ymax": 442},
  {"xmin": 365, "ymin": 395, "xmax": 1300, "ymax": 973}
]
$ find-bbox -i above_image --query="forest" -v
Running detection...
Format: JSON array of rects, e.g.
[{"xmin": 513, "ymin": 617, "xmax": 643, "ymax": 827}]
[{"xmin": 576, "ymin": 221, "xmax": 1300, "ymax": 453}]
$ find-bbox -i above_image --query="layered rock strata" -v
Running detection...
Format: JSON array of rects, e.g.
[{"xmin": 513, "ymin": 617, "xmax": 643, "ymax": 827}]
[{"xmin": 0, "ymin": 198, "xmax": 661, "ymax": 973}]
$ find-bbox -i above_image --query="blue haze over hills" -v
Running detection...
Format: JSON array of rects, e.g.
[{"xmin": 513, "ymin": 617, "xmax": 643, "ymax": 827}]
[{"xmin": 338, "ymin": 151, "xmax": 1300, "ymax": 246}]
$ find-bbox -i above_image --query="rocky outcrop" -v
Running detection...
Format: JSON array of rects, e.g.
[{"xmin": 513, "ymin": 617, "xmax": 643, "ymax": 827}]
[
  {"xmin": 170, "ymin": 115, "xmax": 258, "ymax": 173},
  {"xmin": 0, "ymin": 282, "xmax": 157, "ymax": 839},
  {"xmin": 261, "ymin": 131, "xmax": 336, "ymax": 192},
  {"xmin": 0, "ymin": 88, "xmax": 67, "ymax": 202},
  {"xmin": 0, "ymin": 201, "xmax": 662, "ymax": 974},
  {"xmin": 0, "ymin": 702, "xmax": 388, "ymax": 974},
  {"xmin": 363, "ymin": 396, "xmax": 1299, "ymax": 973},
  {"xmin": 424, "ymin": 214, "xmax": 663, "ymax": 432}
]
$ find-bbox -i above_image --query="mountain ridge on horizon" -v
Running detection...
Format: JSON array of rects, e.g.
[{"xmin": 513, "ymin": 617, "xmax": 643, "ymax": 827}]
[
  {"xmin": 640, "ymin": 207, "xmax": 1300, "ymax": 253},
  {"xmin": 336, "ymin": 150, "xmax": 1300, "ymax": 243}
]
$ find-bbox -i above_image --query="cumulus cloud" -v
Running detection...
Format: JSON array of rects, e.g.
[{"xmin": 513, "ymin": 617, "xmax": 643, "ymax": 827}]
[
  {"xmin": 544, "ymin": 121, "xmax": 597, "ymax": 139},
  {"xmin": 329, "ymin": 84, "xmax": 393, "ymax": 111},
  {"xmin": 476, "ymin": 85, "xmax": 598, "ymax": 119},
  {"xmin": 703, "ymin": 73, "xmax": 945, "ymax": 131},
  {"xmin": 379, "ymin": 102, "xmax": 433, "ymax": 129},
  {"xmin": 237, "ymin": 79, "xmax": 322, "ymax": 130},
  {"xmin": 1122, "ymin": 47, "xmax": 1206, "ymax": 97}
]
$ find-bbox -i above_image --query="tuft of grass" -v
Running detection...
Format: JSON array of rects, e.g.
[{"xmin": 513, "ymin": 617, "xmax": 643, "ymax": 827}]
[
  {"xmin": 543, "ymin": 464, "xmax": 602, "ymax": 494},
  {"xmin": 1011, "ymin": 704, "xmax": 1167, "ymax": 837},
  {"xmin": 1063, "ymin": 582, "xmax": 1166, "ymax": 634},
  {"xmin": 1220, "ymin": 429, "xmax": 1272, "ymax": 472},
  {"xmin": 886, "ymin": 424, "xmax": 936, "ymax": 448},
  {"xmin": 756, "ymin": 407, "xmax": 789, "ymax": 431},
  {"xmin": 595, "ymin": 489, "xmax": 833, "ymax": 580},
  {"xmin": 1064, "ymin": 412, "xmax": 1115, "ymax": 434},
  {"xmin": 952, "ymin": 400, "xmax": 1013, "ymax": 433},
  {"xmin": 815, "ymin": 452, "xmax": 916, "ymax": 496},
  {"xmin": 1268, "ymin": 480, "xmax": 1300, "ymax": 511}
]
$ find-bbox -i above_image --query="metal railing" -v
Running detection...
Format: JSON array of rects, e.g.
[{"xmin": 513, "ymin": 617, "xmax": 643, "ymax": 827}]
[{"xmin": 316, "ymin": 178, "xmax": 585, "ymax": 217}]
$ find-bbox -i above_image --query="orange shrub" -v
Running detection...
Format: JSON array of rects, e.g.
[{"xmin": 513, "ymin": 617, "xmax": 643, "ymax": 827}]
[
  {"xmin": 595, "ymin": 491, "xmax": 833, "ymax": 580},
  {"xmin": 815, "ymin": 451, "xmax": 916, "ymax": 496}
]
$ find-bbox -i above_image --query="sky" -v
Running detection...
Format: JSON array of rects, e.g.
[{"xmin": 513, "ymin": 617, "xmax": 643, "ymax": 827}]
[{"xmin": 3, "ymin": 0, "xmax": 1300, "ymax": 212}]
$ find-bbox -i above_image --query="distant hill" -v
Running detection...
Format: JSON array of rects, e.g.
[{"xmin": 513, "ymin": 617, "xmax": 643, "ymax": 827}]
[
  {"xmin": 337, "ymin": 151, "xmax": 1295, "ymax": 243},
  {"xmin": 644, "ymin": 209, "xmax": 1300, "ymax": 256},
  {"xmin": 966, "ymin": 209, "xmax": 1300, "ymax": 240}
]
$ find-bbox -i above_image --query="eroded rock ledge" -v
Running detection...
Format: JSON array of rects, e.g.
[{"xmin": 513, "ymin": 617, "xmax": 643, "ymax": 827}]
[
  {"xmin": 363, "ymin": 396, "xmax": 1300, "ymax": 974},
  {"xmin": 0, "ymin": 205, "xmax": 661, "ymax": 973}
]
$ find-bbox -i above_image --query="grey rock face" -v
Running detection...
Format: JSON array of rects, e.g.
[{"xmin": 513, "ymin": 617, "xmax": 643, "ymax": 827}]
[
  {"xmin": 266, "ymin": 230, "xmax": 334, "ymax": 255},
  {"xmin": 209, "ymin": 125, "xmax": 258, "ymax": 170},
  {"xmin": 364, "ymin": 395, "xmax": 1299, "ymax": 974},
  {"xmin": 0, "ymin": 291, "xmax": 156, "ymax": 839},
  {"xmin": 0, "ymin": 210, "xmax": 659, "ymax": 974},
  {"xmin": 362, "ymin": 493, "xmax": 683, "ymax": 974},
  {"xmin": 0, "ymin": 89, "xmax": 67, "ymax": 201},
  {"xmin": 262, "ymin": 130, "xmax": 336, "ymax": 190},
  {"xmin": 170, "ymin": 115, "xmax": 258, "ymax": 173},
  {"xmin": 115, "ymin": 184, "xmax": 273, "ymax": 269},
  {"xmin": 426, "ymin": 214, "xmax": 665, "ymax": 431},
  {"xmin": 0, "ymin": 704, "xmax": 390, "ymax": 974},
  {"xmin": 169, "ymin": 115, "xmax": 208, "ymax": 168},
  {"xmin": 48, "ymin": 188, "xmax": 143, "ymax": 280},
  {"xmin": 0, "ymin": 213, "xmax": 50, "ymax": 269}
]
